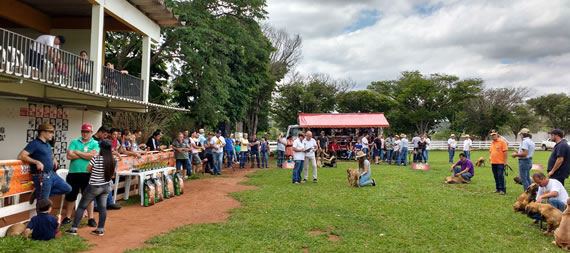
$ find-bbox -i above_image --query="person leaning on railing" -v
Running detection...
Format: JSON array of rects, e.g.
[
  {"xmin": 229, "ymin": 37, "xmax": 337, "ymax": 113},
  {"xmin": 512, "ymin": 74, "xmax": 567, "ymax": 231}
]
[
  {"xmin": 102, "ymin": 62, "xmax": 128, "ymax": 96},
  {"xmin": 75, "ymin": 50, "xmax": 91, "ymax": 87}
]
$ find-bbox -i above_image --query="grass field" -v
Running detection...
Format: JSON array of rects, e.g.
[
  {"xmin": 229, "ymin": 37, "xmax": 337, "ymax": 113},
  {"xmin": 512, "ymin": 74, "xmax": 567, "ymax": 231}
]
[
  {"xmin": 127, "ymin": 150, "xmax": 564, "ymax": 253},
  {"xmin": 1, "ymin": 150, "xmax": 565, "ymax": 252}
]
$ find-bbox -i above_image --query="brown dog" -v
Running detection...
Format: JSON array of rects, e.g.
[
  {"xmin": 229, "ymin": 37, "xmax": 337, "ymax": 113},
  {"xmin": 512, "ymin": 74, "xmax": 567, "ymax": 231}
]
[
  {"xmin": 475, "ymin": 157, "xmax": 486, "ymax": 167},
  {"xmin": 554, "ymin": 203, "xmax": 570, "ymax": 250},
  {"xmin": 526, "ymin": 202, "xmax": 563, "ymax": 235},
  {"xmin": 347, "ymin": 168, "xmax": 359, "ymax": 187},
  {"xmin": 5, "ymin": 223, "xmax": 28, "ymax": 237},
  {"xmin": 513, "ymin": 183, "xmax": 539, "ymax": 213},
  {"xmin": 444, "ymin": 176, "xmax": 467, "ymax": 184}
]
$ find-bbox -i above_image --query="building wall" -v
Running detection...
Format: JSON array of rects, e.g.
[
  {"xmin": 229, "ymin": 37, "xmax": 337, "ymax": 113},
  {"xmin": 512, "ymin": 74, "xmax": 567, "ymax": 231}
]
[{"xmin": 0, "ymin": 99, "xmax": 102, "ymax": 168}]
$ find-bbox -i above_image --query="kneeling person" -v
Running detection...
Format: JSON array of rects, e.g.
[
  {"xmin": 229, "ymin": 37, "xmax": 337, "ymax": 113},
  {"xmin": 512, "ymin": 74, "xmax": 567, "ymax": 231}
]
[
  {"xmin": 533, "ymin": 172, "xmax": 569, "ymax": 212},
  {"xmin": 450, "ymin": 153, "xmax": 474, "ymax": 183}
]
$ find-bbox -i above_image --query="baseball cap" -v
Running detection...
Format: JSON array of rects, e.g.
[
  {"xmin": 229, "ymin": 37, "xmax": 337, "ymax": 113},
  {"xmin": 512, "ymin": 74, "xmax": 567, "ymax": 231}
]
[
  {"xmin": 81, "ymin": 123, "xmax": 93, "ymax": 132},
  {"xmin": 548, "ymin": 129, "xmax": 564, "ymax": 138},
  {"xmin": 217, "ymin": 130, "xmax": 222, "ymax": 134},
  {"xmin": 518, "ymin": 128, "xmax": 530, "ymax": 135},
  {"xmin": 489, "ymin": 130, "xmax": 498, "ymax": 136},
  {"xmin": 450, "ymin": 134, "xmax": 455, "ymax": 137}
]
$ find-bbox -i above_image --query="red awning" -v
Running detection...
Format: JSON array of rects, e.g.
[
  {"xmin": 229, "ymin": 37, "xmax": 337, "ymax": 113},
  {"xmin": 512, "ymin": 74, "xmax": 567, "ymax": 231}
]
[{"xmin": 298, "ymin": 113, "xmax": 390, "ymax": 128}]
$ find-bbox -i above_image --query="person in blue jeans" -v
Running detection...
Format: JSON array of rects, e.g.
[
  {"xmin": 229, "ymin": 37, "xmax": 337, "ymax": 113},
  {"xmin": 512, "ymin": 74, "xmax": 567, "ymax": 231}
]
[
  {"xmin": 249, "ymin": 135, "xmax": 261, "ymax": 168},
  {"xmin": 356, "ymin": 151, "xmax": 376, "ymax": 187},
  {"xmin": 450, "ymin": 153, "xmax": 474, "ymax": 183},
  {"xmin": 528, "ymin": 173, "xmax": 568, "ymax": 225},
  {"xmin": 224, "ymin": 134, "xmax": 235, "ymax": 169},
  {"xmin": 511, "ymin": 128, "xmax": 535, "ymax": 191},
  {"xmin": 292, "ymin": 133, "xmax": 305, "ymax": 184},
  {"xmin": 447, "ymin": 134, "xmax": 457, "ymax": 163},
  {"xmin": 385, "ymin": 135, "xmax": 394, "ymax": 164},
  {"xmin": 260, "ymin": 137, "xmax": 269, "ymax": 168},
  {"xmin": 397, "ymin": 134, "xmax": 409, "ymax": 166},
  {"xmin": 18, "ymin": 124, "xmax": 72, "ymax": 204},
  {"xmin": 276, "ymin": 133, "xmax": 287, "ymax": 168}
]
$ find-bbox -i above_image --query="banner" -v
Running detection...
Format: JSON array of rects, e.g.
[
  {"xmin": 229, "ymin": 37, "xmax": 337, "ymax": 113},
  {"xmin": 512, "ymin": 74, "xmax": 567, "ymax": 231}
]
[
  {"xmin": 0, "ymin": 160, "xmax": 33, "ymax": 198},
  {"xmin": 0, "ymin": 152, "xmax": 175, "ymax": 197},
  {"xmin": 411, "ymin": 163, "xmax": 430, "ymax": 171}
]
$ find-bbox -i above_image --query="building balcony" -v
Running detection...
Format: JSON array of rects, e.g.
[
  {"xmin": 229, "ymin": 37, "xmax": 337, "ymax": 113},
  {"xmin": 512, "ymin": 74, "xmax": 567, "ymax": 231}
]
[{"xmin": 0, "ymin": 27, "xmax": 144, "ymax": 101}]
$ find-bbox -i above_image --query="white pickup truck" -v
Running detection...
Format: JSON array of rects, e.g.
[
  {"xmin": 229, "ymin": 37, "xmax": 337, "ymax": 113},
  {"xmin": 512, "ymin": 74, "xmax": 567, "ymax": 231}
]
[{"xmin": 541, "ymin": 138, "xmax": 569, "ymax": 151}]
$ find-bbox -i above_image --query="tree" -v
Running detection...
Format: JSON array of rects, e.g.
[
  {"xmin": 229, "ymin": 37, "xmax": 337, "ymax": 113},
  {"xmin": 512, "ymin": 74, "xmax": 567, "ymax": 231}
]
[
  {"xmin": 506, "ymin": 104, "xmax": 537, "ymax": 141},
  {"xmin": 456, "ymin": 87, "xmax": 529, "ymax": 139},
  {"xmin": 272, "ymin": 74, "xmax": 348, "ymax": 130},
  {"xmin": 527, "ymin": 93, "xmax": 570, "ymax": 135},
  {"xmin": 336, "ymin": 90, "xmax": 394, "ymax": 113},
  {"xmin": 368, "ymin": 71, "xmax": 482, "ymax": 135}
]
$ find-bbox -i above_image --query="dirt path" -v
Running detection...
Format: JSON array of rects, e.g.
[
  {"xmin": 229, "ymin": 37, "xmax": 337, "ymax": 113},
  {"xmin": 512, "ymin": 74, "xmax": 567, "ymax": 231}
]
[{"xmin": 77, "ymin": 168, "xmax": 259, "ymax": 253}]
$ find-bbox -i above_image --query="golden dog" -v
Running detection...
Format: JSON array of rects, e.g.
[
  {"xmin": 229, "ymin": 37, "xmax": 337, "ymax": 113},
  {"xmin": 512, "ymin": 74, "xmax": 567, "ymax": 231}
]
[
  {"xmin": 526, "ymin": 202, "xmax": 563, "ymax": 235},
  {"xmin": 553, "ymin": 203, "xmax": 570, "ymax": 250},
  {"xmin": 475, "ymin": 157, "xmax": 486, "ymax": 167},
  {"xmin": 444, "ymin": 176, "xmax": 467, "ymax": 184},
  {"xmin": 347, "ymin": 168, "xmax": 359, "ymax": 187},
  {"xmin": 513, "ymin": 183, "xmax": 539, "ymax": 213},
  {"xmin": 5, "ymin": 223, "xmax": 30, "ymax": 238}
]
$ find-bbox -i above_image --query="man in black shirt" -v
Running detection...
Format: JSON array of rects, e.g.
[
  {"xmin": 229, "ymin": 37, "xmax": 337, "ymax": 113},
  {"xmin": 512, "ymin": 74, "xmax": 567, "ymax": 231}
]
[
  {"xmin": 92, "ymin": 126, "xmax": 109, "ymax": 143},
  {"xmin": 317, "ymin": 131, "xmax": 329, "ymax": 161},
  {"xmin": 547, "ymin": 129, "xmax": 570, "ymax": 186},
  {"xmin": 146, "ymin": 130, "xmax": 162, "ymax": 151}
]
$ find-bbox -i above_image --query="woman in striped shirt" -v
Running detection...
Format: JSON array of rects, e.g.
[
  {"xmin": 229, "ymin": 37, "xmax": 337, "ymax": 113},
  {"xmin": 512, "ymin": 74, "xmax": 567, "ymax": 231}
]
[{"xmin": 66, "ymin": 139, "xmax": 117, "ymax": 236}]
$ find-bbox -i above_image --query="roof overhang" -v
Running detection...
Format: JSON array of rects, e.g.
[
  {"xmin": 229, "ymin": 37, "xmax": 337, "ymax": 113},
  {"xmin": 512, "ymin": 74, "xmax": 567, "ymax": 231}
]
[{"xmin": 298, "ymin": 113, "xmax": 390, "ymax": 128}]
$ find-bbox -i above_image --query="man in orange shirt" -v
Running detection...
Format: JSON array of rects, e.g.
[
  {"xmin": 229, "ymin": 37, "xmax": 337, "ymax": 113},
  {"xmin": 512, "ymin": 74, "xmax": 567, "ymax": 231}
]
[{"xmin": 489, "ymin": 130, "xmax": 509, "ymax": 195}]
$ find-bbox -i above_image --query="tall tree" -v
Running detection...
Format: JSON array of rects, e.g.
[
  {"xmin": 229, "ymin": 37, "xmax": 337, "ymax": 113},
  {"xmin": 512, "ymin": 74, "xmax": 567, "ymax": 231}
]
[
  {"xmin": 368, "ymin": 71, "xmax": 482, "ymax": 135},
  {"xmin": 336, "ymin": 90, "xmax": 394, "ymax": 113},
  {"xmin": 456, "ymin": 87, "xmax": 529, "ymax": 139},
  {"xmin": 527, "ymin": 93, "xmax": 570, "ymax": 135},
  {"xmin": 506, "ymin": 104, "xmax": 537, "ymax": 141}
]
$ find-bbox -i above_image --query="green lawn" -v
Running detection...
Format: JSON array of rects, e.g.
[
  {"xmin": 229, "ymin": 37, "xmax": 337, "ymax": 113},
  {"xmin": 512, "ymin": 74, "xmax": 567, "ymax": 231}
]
[
  {"xmin": 1, "ymin": 150, "xmax": 563, "ymax": 252},
  {"xmin": 125, "ymin": 150, "xmax": 564, "ymax": 253}
]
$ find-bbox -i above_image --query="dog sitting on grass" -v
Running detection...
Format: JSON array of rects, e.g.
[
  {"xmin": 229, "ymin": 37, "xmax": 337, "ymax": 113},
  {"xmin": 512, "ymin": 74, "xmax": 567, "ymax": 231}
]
[
  {"xmin": 475, "ymin": 157, "xmax": 486, "ymax": 167},
  {"xmin": 513, "ymin": 183, "xmax": 539, "ymax": 213},
  {"xmin": 526, "ymin": 202, "xmax": 563, "ymax": 235},
  {"xmin": 553, "ymin": 201, "xmax": 570, "ymax": 250},
  {"xmin": 347, "ymin": 168, "xmax": 359, "ymax": 187}
]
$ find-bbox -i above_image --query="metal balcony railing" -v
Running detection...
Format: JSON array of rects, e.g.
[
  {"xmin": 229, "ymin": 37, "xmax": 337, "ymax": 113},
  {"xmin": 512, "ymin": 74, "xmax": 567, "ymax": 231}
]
[
  {"xmin": 0, "ymin": 28, "xmax": 93, "ymax": 90},
  {"xmin": 102, "ymin": 65, "xmax": 143, "ymax": 101}
]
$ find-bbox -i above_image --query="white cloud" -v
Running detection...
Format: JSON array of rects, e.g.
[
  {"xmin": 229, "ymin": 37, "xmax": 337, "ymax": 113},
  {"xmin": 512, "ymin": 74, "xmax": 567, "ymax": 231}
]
[{"xmin": 266, "ymin": 0, "xmax": 570, "ymax": 95}]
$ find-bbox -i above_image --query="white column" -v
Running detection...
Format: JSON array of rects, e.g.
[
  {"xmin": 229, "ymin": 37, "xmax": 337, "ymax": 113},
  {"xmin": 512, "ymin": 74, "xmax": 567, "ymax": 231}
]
[
  {"xmin": 90, "ymin": 4, "xmax": 104, "ymax": 93},
  {"xmin": 141, "ymin": 36, "xmax": 151, "ymax": 103}
]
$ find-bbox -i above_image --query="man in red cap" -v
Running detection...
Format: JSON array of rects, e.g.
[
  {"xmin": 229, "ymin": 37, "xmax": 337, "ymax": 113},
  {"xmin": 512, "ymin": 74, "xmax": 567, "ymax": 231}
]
[{"xmin": 61, "ymin": 123, "xmax": 100, "ymax": 227}]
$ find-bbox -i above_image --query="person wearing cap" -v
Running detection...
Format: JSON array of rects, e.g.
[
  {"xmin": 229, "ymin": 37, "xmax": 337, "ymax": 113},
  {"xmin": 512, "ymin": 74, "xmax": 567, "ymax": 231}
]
[
  {"xmin": 489, "ymin": 130, "xmax": 508, "ymax": 195},
  {"xmin": 211, "ymin": 130, "xmax": 226, "ymax": 175},
  {"xmin": 511, "ymin": 128, "xmax": 535, "ymax": 191},
  {"xmin": 61, "ymin": 123, "xmax": 100, "ymax": 227},
  {"xmin": 397, "ymin": 134, "xmax": 409, "ymax": 166},
  {"xmin": 356, "ymin": 151, "xmax": 376, "ymax": 187},
  {"xmin": 463, "ymin": 135, "xmax": 473, "ymax": 160},
  {"xmin": 224, "ymin": 134, "xmax": 235, "ymax": 169},
  {"xmin": 448, "ymin": 134, "xmax": 457, "ymax": 163},
  {"xmin": 18, "ymin": 124, "xmax": 71, "ymax": 204},
  {"xmin": 546, "ymin": 129, "xmax": 570, "ymax": 186}
]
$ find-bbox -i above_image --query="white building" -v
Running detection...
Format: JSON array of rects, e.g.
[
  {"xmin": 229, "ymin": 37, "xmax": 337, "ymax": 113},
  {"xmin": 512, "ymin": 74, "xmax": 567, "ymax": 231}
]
[{"xmin": 0, "ymin": 0, "xmax": 185, "ymax": 164}]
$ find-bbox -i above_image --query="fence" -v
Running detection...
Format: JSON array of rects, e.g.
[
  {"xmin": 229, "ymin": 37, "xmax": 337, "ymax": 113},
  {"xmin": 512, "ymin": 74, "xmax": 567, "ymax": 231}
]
[
  {"xmin": 0, "ymin": 28, "xmax": 93, "ymax": 90},
  {"xmin": 101, "ymin": 65, "xmax": 144, "ymax": 101}
]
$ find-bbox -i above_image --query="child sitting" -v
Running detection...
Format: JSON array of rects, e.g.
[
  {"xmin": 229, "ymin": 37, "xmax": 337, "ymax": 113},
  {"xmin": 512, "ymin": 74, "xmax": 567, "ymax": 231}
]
[
  {"xmin": 25, "ymin": 199, "xmax": 62, "ymax": 240},
  {"xmin": 284, "ymin": 156, "xmax": 295, "ymax": 169}
]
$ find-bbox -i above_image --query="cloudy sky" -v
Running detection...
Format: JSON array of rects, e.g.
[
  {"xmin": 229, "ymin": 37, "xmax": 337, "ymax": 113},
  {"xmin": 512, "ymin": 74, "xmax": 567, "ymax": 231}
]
[{"xmin": 266, "ymin": 0, "xmax": 570, "ymax": 95}]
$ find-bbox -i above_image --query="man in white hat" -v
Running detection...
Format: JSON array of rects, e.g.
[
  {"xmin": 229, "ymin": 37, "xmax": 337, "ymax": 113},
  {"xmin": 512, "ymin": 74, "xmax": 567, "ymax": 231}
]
[
  {"xmin": 463, "ymin": 135, "xmax": 472, "ymax": 160},
  {"xmin": 511, "ymin": 128, "xmax": 535, "ymax": 191},
  {"xmin": 447, "ymin": 134, "xmax": 457, "ymax": 163}
]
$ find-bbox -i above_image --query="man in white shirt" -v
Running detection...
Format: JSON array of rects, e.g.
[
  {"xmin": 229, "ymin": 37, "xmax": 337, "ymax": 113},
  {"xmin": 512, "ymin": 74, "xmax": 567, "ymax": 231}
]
[
  {"xmin": 210, "ymin": 130, "xmax": 226, "ymax": 175},
  {"xmin": 533, "ymin": 172, "xmax": 568, "ymax": 212},
  {"xmin": 292, "ymin": 133, "xmax": 306, "ymax": 184},
  {"xmin": 448, "ymin": 134, "xmax": 457, "ymax": 163},
  {"xmin": 29, "ymin": 35, "xmax": 66, "ymax": 75},
  {"xmin": 303, "ymin": 131, "xmax": 319, "ymax": 183},
  {"xmin": 361, "ymin": 134, "xmax": 370, "ymax": 159},
  {"xmin": 411, "ymin": 133, "xmax": 420, "ymax": 163},
  {"xmin": 463, "ymin": 135, "xmax": 473, "ymax": 160}
]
